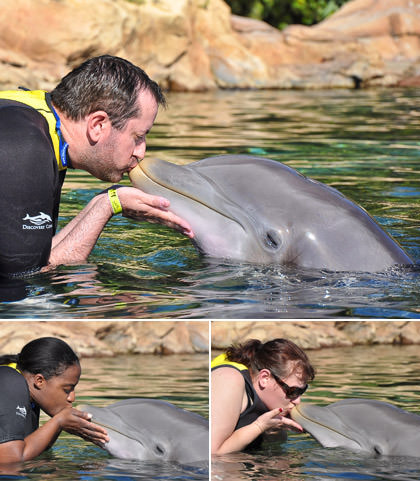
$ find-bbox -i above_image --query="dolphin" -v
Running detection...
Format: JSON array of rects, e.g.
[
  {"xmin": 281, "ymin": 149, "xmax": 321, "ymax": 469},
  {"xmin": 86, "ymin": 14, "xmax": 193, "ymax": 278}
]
[
  {"xmin": 79, "ymin": 398, "xmax": 208, "ymax": 464},
  {"xmin": 291, "ymin": 399, "xmax": 420, "ymax": 457},
  {"xmin": 129, "ymin": 155, "xmax": 413, "ymax": 272},
  {"xmin": 22, "ymin": 212, "xmax": 52, "ymax": 225}
]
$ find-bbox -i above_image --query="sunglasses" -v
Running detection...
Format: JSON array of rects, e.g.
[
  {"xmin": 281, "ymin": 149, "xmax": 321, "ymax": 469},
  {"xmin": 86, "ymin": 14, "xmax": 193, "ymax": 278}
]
[{"xmin": 269, "ymin": 370, "xmax": 308, "ymax": 400}]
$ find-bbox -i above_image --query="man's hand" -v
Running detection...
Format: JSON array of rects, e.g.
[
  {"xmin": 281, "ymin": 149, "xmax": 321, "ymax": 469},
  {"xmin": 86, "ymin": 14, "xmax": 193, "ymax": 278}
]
[
  {"xmin": 114, "ymin": 186, "xmax": 194, "ymax": 238},
  {"xmin": 48, "ymin": 185, "xmax": 193, "ymax": 268}
]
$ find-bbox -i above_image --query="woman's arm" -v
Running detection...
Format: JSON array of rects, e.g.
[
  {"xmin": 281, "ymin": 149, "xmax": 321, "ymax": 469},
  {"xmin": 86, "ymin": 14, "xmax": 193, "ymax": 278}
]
[
  {"xmin": 211, "ymin": 367, "xmax": 245, "ymax": 454},
  {"xmin": 0, "ymin": 408, "xmax": 108, "ymax": 463},
  {"xmin": 211, "ymin": 367, "xmax": 303, "ymax": 455},
  {"xmin": 211, "ymin": 367, "xmax": 271, "ymax": 454}
]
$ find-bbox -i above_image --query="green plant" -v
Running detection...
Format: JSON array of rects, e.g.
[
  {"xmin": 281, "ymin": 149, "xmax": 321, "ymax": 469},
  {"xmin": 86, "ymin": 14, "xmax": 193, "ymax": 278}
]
[{"xmin": 226, "ymin": 0, "xmax": 349, "ymax": 29}]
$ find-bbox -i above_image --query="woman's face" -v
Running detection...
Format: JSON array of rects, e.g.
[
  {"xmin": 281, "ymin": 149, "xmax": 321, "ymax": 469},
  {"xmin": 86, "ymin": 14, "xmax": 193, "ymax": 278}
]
[
  {"xmin": 29, "ymin": 363, "xmax": 81, "ymax": 417},
  {"xmin": 257, "ymin": 368, "xmax": 307, "ymax": 414}
]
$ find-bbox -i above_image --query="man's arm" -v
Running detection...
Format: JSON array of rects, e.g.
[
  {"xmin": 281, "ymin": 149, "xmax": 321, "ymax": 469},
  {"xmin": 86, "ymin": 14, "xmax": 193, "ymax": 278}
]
[{"xmin": 48, "ymin": 186, "xmax": 193, "ymax": 267}]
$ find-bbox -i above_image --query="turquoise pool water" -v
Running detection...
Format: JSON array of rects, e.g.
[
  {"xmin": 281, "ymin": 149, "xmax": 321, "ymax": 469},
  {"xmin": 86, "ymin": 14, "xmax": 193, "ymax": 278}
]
[{"xmin": 1, "ymin": 88, "xmax": 418, "ymax": 318}]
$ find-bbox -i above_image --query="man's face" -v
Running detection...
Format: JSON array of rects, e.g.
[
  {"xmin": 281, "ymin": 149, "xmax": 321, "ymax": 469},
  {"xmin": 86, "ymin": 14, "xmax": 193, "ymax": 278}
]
[{"xmin": 90, "ymin": 88, "xmax": 158, "ymax": 183}]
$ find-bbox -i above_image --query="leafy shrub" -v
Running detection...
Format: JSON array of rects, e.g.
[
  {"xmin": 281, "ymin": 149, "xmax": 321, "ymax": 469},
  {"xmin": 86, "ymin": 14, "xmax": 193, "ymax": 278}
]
[{"xmin": 226, "ymin": 0, "xmax": 349, "ymax": 29}]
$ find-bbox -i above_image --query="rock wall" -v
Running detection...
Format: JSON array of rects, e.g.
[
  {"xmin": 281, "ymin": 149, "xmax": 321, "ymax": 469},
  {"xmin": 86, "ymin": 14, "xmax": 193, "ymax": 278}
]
[
  {"xmin": 1, "ymin": 0, "xmax": 419, "ymax": 91},
  {"xmin": 2, "ymin": 321, "xmax": 419, "ymax": 358},
  {"xmin": 211, "ymin": 321, "xmax": 420, "ymax": 350},
  {"xmin": 0, "ymin": 321, "xmax": 209, "ymax": 357}
]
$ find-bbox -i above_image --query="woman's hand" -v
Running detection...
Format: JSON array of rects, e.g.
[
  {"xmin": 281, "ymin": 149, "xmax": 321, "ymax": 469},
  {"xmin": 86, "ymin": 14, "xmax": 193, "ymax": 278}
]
[
  {"xmin": 55, "ymin": 407, "xmax": 110, "ymax": 446},
  {"xmin": 115, "ymin": 186, "xmax": 194, "ymax": 238},
  {"xmin": 254, "ymin": 407, "xmax": 304, "ymax": 434}
]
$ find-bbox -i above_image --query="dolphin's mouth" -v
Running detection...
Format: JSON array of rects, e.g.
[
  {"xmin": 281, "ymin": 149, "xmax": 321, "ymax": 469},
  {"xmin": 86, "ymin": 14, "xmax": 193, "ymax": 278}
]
[
  {"xmin": 130, "ymin": 160, "xmax": 247, "ymax": 230},
  {"xmin": 92, "ymin": 419, "xmax": 142, "ymax": 444},
  {"xmin": 292, "ymin": 404, "xmax": 363, "ymax": 448},
  {"xmin": 78, "ymin": 405, "xmax": 145, "ymax": 447}
]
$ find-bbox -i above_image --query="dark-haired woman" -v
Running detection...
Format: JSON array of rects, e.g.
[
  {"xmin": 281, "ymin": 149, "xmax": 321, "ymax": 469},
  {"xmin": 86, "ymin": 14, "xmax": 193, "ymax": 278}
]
[
  {"xmin": 211, "ymin": 338, "xmax": 315, "ymax": 454},
  {"xmin": 0, "ymin": 337, "xmax": 109, "ymax": 463}
]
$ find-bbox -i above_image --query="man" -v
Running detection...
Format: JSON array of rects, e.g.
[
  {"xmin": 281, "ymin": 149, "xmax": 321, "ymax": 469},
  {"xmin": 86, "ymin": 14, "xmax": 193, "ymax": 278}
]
[{"xmin": 0, "ymin": 55, "xmax": 193, "ymax": 278}]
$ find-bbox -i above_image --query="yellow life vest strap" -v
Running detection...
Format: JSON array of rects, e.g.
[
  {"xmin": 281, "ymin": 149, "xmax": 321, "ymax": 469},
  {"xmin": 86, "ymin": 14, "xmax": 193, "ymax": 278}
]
[
  {"xmin": 0, "ymin": 89, "xmax": 68, "ymax": 171},
  {"xmin": 211, "ymin": 352, "xmax": 248, "ymax": 371},
  {"xmin": 0, "ymin": 362, "xmax": 21, "ymax": 373}
]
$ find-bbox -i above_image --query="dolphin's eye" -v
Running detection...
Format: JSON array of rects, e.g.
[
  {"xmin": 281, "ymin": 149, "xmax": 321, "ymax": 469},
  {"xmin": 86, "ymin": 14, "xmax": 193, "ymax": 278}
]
[
  {"xmin": 264, "ymin": 230, "xmax": 281, "ymax": 250},
  {"xmin": 154, "ymin": 444, "xmax": 166, "ymax": 456},
  {"xmin": 373, "ymin": 445, "xmax": 383, "ymax": 456}
]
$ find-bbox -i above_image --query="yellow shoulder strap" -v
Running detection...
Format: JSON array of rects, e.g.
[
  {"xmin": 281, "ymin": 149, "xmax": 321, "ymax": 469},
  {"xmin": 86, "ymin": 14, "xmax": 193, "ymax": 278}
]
[
  {"xmin": 0, "ymin": 362, "xmax": 21, "ymax": 373},
  {"xmin": 211, "ymin": 352, "xmax": 248, "ymax": 371},
  {"xmin": 0, "ymin": 89, "xmax": 67, "ymax": 171}
]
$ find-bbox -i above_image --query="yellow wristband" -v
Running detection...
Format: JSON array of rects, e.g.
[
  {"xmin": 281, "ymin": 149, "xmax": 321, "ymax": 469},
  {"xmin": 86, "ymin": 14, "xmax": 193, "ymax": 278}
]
[{"xmin": 108, "ymin": 188, "xmax": 122, "ymax": 215}]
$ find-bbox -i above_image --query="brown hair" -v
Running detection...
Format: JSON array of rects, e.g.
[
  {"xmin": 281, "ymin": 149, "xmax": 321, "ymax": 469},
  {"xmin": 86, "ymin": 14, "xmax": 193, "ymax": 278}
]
[
  {"xmin": 51, "ymin": 55, "xmax": 166, "ymax": 130},
  {"xmin": 225, "ymin": 338, "xmax": 315, "ymax": 382}
]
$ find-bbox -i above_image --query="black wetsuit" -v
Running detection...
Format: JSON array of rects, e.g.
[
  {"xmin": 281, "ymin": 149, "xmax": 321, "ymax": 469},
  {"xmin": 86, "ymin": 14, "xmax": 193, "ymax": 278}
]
[
  {"xmin": 0, "ymin": 366, "xmax": 40, "ymax": 444},
  {"xmin": 0, "ymin": 94, "xmax": 66, "ymax": 277}
]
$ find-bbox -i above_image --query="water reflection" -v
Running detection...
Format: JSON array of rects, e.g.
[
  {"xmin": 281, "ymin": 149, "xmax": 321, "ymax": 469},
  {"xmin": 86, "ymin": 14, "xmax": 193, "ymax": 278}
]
[
  {"xmin": 77, "ymin": 353, "xmax": 209, "ymax": 415},
  {"xmin": 212, "ymin": 344, "xmax": 420, "ymax": 481},
  {"xmin": 1, "ymin": 88, "xmax": 419, "ymax": 318},
  {"xmin": 27, "ymin": 440, "xmax": 209, "ymax": 481}
]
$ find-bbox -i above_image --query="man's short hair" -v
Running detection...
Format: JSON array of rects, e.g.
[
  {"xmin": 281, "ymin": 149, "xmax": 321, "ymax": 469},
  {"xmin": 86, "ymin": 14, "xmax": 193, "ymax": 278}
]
[{"xmin": 51, "ymin": 55, "xmax": 166, "ymax": 130}]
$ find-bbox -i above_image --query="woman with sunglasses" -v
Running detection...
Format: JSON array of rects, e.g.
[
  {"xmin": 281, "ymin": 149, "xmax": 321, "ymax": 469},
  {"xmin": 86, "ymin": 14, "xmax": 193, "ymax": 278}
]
[
  {"xmin": 0, "ymin": 337, "xmax": 109, "ymax": 463},
  {"xmin": 211, "ymin": 338, "xmax": 315, "ymax": 454}
]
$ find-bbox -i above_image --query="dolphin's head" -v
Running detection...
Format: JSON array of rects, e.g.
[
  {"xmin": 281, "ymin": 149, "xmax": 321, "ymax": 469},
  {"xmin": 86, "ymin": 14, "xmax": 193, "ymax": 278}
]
[
  {"xmin": 129, "ymin": 155, "xmax": 412, "ymax": 271},
  {"xmin": 130, "ymin": 155, "xmax": 293, "ymax": 264},
  {"xmin": 79, "ymin": 404, "xmax": 170, "ymax": 461},
  {"xmin": 291, "ymin": 399, "xmax": 420, "ymax": 456},
  {"xmin": 291, "ymin": 402, "xmax": 367, "ymax": 452},
  {"xmin": 79, "ymin": 399, "xmax": 209, "ymax": 464}
]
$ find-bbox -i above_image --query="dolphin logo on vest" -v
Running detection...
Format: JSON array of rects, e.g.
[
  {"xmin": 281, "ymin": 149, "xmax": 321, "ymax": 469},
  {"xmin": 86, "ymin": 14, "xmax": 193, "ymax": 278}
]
[{"xmin": 22, "ymin": 212, "xmax": 52, "ymax": 229}]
